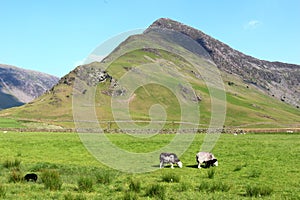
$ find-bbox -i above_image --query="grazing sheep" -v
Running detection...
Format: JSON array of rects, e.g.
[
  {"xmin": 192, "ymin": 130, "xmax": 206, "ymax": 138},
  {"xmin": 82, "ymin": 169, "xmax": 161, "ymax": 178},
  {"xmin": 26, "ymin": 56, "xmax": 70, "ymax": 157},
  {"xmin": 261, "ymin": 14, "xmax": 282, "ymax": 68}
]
[
  {"xmin": 196, "ymin": 152, "xmax": 218, "ymax": 168},
  {"xmin": 203, "ymin": 158, "xmax": 218, "ymax": 168},
  {"xmin": 24, "ymin": 173, "xmax": 38, "ymax": 182},
  {"xmin": 160, "ymin": 153, "xmax": 183, "ymax": 168}
]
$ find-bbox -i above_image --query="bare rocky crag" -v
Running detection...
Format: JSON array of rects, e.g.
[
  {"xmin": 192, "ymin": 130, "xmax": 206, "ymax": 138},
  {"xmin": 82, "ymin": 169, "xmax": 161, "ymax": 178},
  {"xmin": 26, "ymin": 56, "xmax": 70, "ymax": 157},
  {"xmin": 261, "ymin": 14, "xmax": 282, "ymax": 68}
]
[
  {"xmin": 148, "ymin": 18, "xmax": 299, "ymax": 108},
  {"xmin": 0, "ymin": 64, "xmax": 59, "ymax": 109}
]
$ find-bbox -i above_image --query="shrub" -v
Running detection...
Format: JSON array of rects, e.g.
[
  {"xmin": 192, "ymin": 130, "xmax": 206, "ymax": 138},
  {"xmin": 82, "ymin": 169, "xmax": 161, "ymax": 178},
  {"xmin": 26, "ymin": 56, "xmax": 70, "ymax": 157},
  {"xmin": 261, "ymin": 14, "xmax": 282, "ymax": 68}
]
[
  {"xmin": 0, "ymin": 184, "xmax": 6, "ymax": 198},
  {"xmin": 161, "ymin": 173, "xmax": 180, "ymax": 183},
  {"xmin": 145, "ymin": 184, "xmax": 165, "ymax": 200},
  {"xmin": 95, "ymin": 169, "xmax": 116, "ymax": 185},
  {"xmin": 41, "ymin": 169, "xmax": 62, "ymax": 190},
  {"xmin": 245, "ymin": 184, "xmax": 273, "ymax": 197},
  {"xmin": 207, "ymin": 168, "xmax": 215, "ymax": 179},
  {"xmin": 8, "ymin": 168, "xmax": 23, "ymax": 183},
  {"xmin": 77, "ymin": 177, "xmax": 94, "ymax": 192},
  {"xmin": 3, "ymin": 159, "xmax": 21, "ymax": 168},
  {"xmin": 129, "ymin": 179, "xmax": 141, "ymax": 193}
]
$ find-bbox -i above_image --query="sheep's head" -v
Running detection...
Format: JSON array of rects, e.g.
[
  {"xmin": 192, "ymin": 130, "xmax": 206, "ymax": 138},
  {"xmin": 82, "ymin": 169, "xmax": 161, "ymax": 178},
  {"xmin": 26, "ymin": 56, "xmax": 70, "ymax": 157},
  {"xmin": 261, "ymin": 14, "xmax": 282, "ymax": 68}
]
[
  {"xmin": 213, "ymin": 159, "xmax": 218, "ymax": 166},
  {"xmin": 177, "ymin": 161, "xmax": 183, "ymax": 168}
]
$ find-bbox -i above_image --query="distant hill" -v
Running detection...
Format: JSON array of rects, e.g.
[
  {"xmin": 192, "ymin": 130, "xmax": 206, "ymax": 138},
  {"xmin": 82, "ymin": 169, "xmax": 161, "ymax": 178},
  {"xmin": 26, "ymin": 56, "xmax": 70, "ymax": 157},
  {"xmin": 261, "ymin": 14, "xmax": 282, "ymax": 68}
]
[
  {"xmin": 0, "ymin": 64, "xmax": 59, "ymax": 110},
  {"xmin": 1, "ymin": 18, "xmax": 299, "ymax": 129}
]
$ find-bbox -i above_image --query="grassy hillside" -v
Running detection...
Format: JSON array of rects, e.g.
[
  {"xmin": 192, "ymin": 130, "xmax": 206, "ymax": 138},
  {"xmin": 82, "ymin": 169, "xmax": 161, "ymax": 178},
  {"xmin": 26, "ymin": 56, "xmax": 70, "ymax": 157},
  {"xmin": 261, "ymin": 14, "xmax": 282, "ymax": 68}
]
[
  {"xmin": 222, "ymin": 74, "xmax": 300, "ymax": 128},
  {"xmin": 0, "ymin": 72, "xmax": 75, "ymax": 128},
  {"xmin": 0, "ymin": 132, "xmax": 299, "ymax": 199},
  {"xmin": 0, "ymin": 48, "xmax": 299, "ymax": 129}
]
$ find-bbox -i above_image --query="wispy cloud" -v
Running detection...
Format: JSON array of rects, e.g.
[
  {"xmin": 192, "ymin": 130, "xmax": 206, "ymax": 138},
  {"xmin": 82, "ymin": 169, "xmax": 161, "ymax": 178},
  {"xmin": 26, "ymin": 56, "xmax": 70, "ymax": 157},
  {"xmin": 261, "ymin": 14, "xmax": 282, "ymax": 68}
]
[{"xmin": 244, "ymin": 20, "xmax": 262, "ymax": 30}]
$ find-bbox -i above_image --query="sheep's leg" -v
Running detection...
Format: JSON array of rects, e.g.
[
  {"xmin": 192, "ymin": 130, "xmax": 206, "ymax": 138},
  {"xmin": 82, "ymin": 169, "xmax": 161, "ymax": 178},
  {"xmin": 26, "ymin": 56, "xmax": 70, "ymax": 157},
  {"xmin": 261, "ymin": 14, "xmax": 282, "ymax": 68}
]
[
  {"xmin": 198, "ymin": 162, "xmax": 202, "ymax": 168},
  {"xmin": 160, "ymin": 162, "xmax": 164, "ymax": 168}
]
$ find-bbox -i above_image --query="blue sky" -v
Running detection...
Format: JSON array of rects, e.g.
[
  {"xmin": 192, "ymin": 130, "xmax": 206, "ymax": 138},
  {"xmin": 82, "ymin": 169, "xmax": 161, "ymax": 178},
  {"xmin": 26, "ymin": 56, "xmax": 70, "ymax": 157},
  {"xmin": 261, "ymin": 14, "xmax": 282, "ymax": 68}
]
[{"xmin": 0, "ymin": 0, "xmax": 299, "ymax": 77}]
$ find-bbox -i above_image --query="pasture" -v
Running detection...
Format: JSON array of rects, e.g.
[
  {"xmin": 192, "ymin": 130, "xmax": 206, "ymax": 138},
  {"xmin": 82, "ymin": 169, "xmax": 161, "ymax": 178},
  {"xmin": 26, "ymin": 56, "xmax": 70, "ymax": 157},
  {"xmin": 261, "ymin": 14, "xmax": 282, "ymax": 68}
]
[{"xmin": 0, "ymin": 131, "xmax": 299, "ymax": 199}]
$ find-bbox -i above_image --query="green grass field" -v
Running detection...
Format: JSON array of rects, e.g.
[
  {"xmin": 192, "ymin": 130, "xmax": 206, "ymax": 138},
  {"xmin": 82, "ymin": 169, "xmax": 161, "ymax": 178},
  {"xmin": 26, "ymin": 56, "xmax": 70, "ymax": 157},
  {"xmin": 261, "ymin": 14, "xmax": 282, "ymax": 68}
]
[
  {"xmin": 0, "ymin": 118, "xmax": 25, "ymax": 128},
  {"xmin": 0, "ymin": 131, "xmax": 299, "ymax": 199}
]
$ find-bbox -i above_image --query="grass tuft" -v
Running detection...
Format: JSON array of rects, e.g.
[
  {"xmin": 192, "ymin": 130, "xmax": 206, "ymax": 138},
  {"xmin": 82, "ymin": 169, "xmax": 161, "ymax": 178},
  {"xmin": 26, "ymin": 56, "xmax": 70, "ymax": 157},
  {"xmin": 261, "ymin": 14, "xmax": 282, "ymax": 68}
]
[
  {"xmin": 233, "ymin": 163, "xmax": 247, "ymax": 172},
  {"xmin": 207, "ymin": 168, "xmax": 215, "ymax": 179},
  {"xmin": 177, "ymin": 182, "xmax": 191, "ymax": 192},
  {"xmin": 41, "ymin": 169, "xmax": 62, "ymax": 190},
  {"xmin": 123, "ymin": 192, "xmax": 139, "ymax": 200},
  {"xmin": 77, "ymin": 177, "xmax": 94, "ymax": 192},
  {"xmin": 30, "ymin": 162, "xmax": 59, "ymax": 171},
  {"xmin": 161, "ymin": 173, "xmax": 180, "ymax": 183},
  {"xmin": 95, "ymin": 169, "xmax": 117, "ymax": 185},
  {"xmin": 129, "ymin": 179, "xmax": 141, "ymax": 193},
  {"xmin": 245, "ymin": 184, "xmax": 273, "ymax": 197},
  {"xmin": 198, "ymin": 182, "xmax": 210, "ymax": 191},
  {"xmin": 210, "ymin": 182, "xmax": 231, "ymax": 192},
  {"xmin": 198, "ymin": 181, "xmax": 231, "ymax": 193},
  {"xmin": 64, "ymin": 192, "xmax": 86, "ymax": 200},
  {"xmin": 248, "ymin": 169, "xmax": 261, "ymax": 178},
  {"xmin": 3, "ymin": 159, "xmax": 21, "ymax": 168},
  {"xmin": 8, "ymin": 168, "xmax": 23, "ymax": 183},
  {"xmin": 0, "ymin": 184, "xmax": 6, "ymax": 198},
  {"xmin": 145, "ymin": 184, "xmax": 166, "ymax": 200}
]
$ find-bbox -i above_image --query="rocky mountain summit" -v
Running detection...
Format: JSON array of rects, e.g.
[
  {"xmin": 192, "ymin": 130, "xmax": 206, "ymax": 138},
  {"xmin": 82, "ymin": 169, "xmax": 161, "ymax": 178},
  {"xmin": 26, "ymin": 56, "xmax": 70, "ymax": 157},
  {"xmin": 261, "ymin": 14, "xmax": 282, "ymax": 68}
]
[
  {"xmin": 148, "ymin": 18, "xmax": 299, "ymax": 108},
  {"xmin": 0, "ymin": 64, "xmax": 59, "ymax": 109},
  {"xmin": 59, "ymin": 18, "xmax": 299, "ymax": 108}
]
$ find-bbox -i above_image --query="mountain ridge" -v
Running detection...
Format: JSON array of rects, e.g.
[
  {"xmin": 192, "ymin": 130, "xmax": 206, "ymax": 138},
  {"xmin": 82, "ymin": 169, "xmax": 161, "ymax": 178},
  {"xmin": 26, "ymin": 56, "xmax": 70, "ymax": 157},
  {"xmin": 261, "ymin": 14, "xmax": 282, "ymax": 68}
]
[
  {"xmin": 148, "ymin": 18, "xmax": 299, "ymax": 108},
  {"xmin": 0, "ymin": 64, "xmax": 59, "ymax": 110},
  {"xmin": 0, "ymin": 18, "xmax": 299, "ymax": 129}
]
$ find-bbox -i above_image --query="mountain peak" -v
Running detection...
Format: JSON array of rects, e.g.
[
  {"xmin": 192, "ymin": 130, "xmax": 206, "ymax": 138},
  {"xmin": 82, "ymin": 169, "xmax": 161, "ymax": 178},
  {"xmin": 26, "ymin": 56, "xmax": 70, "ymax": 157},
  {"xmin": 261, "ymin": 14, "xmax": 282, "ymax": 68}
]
[
  {"xmin": 150, "ymin": 18, "xmax": 183, "ymax": 27},
  {"xmin": 148, "ymin": 18, "xmax": 208, "ymax": 37},
  {"xmin": 148, "ymin": 18, "xmax": 208, "ymax": 40},
  {"xmin": 1, "ymin": 19, "xmax": 298, "ymax": 128},
  {"xmin": 147, "ymin": 18, "xmax": 300, "ymax": 108}
]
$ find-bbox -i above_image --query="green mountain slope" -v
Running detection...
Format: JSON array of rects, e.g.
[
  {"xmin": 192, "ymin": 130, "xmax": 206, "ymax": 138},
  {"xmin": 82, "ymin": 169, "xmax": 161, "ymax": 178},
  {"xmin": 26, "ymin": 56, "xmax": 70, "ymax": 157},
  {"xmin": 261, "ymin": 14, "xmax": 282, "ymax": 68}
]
[{"xmin": 0, "ymin": 19, "xmax": 299, "ymax": 129}]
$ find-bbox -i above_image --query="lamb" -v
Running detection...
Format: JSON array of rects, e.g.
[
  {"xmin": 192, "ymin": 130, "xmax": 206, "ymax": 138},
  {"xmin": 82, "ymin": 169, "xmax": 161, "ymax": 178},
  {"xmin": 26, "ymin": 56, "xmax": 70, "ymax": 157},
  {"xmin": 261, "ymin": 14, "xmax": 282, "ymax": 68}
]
[{"xmin": 24, "ymin": 173, "xmax": 38, "ymax": 182}]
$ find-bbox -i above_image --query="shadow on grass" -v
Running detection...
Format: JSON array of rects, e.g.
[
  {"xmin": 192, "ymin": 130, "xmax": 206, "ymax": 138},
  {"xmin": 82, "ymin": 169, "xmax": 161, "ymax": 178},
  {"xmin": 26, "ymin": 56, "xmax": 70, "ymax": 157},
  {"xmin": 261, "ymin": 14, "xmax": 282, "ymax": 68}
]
[
  {"xmin": 152, "ymin": 165, "xmax": 160, "ymax": 168},
  {"xmin": 186, "ymin": 164, "xmax": 198, "ymax": 168},
  {"xmin": 186, "ymin": 164, "xmax": 215, "ymax": 169},
  {"xmin": 152, "ymin": 165, "xmax": 182, "ymax": 168}
]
